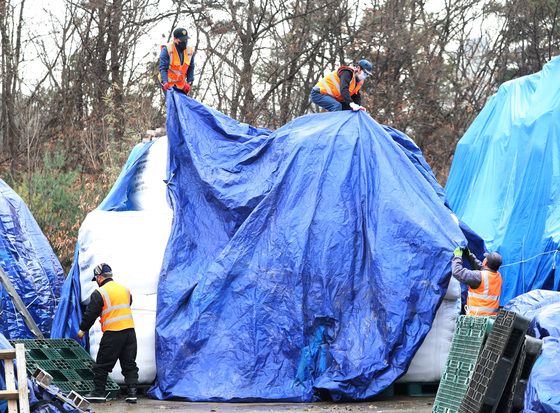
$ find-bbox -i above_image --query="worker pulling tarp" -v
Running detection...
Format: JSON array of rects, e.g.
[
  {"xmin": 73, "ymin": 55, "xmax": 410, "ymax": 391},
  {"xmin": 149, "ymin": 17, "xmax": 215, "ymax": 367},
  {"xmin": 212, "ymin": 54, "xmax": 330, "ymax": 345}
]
[
  {"xmin": 0, "ymin": 179, "xmax": 64, "ymax": 339},
  {"xmin": 149, "ymin": 91, "xmax": 466, "ymax": 401},
  {"xmin": 446, "ymin": 56, "xmax": 560, "ymax": 304}
]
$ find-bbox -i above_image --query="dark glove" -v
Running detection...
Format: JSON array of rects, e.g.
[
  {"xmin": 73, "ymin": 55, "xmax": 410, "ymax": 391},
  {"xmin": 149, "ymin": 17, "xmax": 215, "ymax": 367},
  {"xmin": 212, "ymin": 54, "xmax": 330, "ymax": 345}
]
[
  {"xmin": 453, "ymin": 247, "xmax": 463, "ymax": 258},
  {"xmin": 163, "ymin": 82, "xmax": 172, "ymax": 91},
  {"xmin": 183, "ymin": 83, "xmax": 191, "ymax": 94}
]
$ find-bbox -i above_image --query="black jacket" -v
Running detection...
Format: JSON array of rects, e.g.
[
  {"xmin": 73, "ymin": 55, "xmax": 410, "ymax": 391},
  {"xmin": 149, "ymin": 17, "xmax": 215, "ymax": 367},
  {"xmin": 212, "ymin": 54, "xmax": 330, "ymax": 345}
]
[
  {"xmin": 79, "ymin": 279, "xmax": 133, "ymax": 332},
  {"xmin": 339, "ymin": 68, "xmax": 362, "ymax": 109}
]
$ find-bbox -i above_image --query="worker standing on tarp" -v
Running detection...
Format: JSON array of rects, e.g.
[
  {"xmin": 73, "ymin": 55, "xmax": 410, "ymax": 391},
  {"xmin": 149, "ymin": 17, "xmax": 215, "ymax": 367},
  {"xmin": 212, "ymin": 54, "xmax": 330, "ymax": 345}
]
[
  {"xmin": 452, "ymin": 248, "xmax": 503, "ymax": 316},
  {"xmin": 159, "ymin": 27, "xmax": 195, "ymax": 95},
  {"xmin": 78, "ymin": 263, "xmax": 139, "ymax": 404},
  {"xmin": 310, "ymin": 59, "xmax": 373, "ymax": 112}
]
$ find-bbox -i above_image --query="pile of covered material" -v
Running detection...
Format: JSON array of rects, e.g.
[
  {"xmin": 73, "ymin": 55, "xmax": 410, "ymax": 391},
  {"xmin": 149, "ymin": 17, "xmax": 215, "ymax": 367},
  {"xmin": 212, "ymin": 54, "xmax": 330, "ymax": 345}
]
[
  {"xmin": 0, "ymin": 179, "xmax": 64, "ymax": 339},
  {"xmin": 504, "ymin": 290, "xmax": 560, "ymax": 412},
  {"xmin": 53, "ymin": 91, "xmax": 479, "ymax": 401},
  {"xmin": 446, "ymin": 56, "xmax": 560, "ymax": 304}
]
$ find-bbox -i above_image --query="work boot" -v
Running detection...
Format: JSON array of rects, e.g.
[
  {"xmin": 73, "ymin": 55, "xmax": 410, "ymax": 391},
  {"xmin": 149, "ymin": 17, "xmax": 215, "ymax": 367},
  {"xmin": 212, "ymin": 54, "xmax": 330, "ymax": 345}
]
[
  {"xmin": 84, "ymin": 390, "xmax": 107, "ymax": 403},
  {"xmin": 126, "ymin": 386, "xmax": 138, "ymax": 404}
]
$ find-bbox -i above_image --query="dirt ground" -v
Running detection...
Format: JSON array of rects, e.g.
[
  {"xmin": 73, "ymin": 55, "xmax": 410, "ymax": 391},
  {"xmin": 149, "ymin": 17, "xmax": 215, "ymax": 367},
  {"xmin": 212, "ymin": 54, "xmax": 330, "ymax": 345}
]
[{"xmin": 91, "ymin": 396, "xmax": 435, "ymax": 413}]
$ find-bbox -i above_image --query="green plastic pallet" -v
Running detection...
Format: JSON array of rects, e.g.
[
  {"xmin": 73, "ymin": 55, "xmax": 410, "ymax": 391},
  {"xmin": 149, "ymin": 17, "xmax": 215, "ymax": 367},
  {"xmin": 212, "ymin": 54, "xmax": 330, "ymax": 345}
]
[
  {"xmin": 432, "ymin": 316, "xmax": 494, "ymax": 413},
  {"xmin": 9, "ymin": 338, "xmax": 120, "ymax": 399}
]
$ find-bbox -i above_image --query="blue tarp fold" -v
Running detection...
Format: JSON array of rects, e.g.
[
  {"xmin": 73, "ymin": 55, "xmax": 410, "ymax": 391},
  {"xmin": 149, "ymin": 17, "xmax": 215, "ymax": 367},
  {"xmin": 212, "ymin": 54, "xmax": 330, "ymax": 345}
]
[
  {"xmin": 0, "ymin": 180, "xmax": 64, "ymax": 339},
  {"xmin": 446, "ymin": 56, "xmax": 560, "ymax": 304}
]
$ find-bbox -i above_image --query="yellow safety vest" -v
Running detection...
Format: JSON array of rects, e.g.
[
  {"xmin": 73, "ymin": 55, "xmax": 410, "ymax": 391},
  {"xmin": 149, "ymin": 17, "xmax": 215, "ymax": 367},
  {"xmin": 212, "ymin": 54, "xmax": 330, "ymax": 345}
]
[
  {"xmin": 158, "ymin": 42, "xmax": 194, "ymax": 89},
  {"xmin": 315, "ymin": 66, "xmax": 364, "ymax": 102},
  {"xmin": 97, "ymin": 281, "xmax": 134, "ymax": 332},
  {"xmin": 467, "ymin": 270, "xmax": 502, "ymax": 316}
]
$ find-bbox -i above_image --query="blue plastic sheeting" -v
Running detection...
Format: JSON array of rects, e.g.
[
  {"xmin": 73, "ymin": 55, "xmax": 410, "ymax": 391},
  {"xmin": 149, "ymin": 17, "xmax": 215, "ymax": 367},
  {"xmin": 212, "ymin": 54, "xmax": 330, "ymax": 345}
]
[
  {"xmin": 0, "ymin": 179, "xmax": 64, "ymax": 339},
  {"xmin": 531, "ymin": 302, "xmax": 560, "ymax": 339},
  {"xmin": 504, "ymin": 290, "xmax": 560, "ymax": 321},
  {"xmin": 145, "ymin": 91, "xmax": 466, "ymax": 401},
  {"xmin": 52, "ymin": 92, "xmax": 473, "ymax": 401},
  {"xmin": 446, "ymin": 56, "xmax": 560, "ymax": 305},
  {"xmin": 0, "ymin": 333, "xmax": 10, "ymax": 413},
  {"xmin": 523, "ymin": 337, "xmax": 560, "ymax": 413},
  {"xmin": 50, "ymin": 141, "xmax": 155, "ymax": 343}
]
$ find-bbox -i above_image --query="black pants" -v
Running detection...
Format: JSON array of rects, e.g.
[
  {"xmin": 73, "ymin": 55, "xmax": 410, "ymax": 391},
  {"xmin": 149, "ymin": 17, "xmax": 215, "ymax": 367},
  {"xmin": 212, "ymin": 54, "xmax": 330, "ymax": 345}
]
[{"xmin": 93, "ymin": 328, "xmax": 139, "ymax": 391}]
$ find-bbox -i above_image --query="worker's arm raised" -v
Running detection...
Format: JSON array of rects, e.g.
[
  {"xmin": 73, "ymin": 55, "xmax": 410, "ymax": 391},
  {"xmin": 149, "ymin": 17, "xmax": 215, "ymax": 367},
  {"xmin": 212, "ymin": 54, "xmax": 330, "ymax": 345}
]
[{"xmin": 451, "ymin": 248, "xmax": 482, "ymax": 289}]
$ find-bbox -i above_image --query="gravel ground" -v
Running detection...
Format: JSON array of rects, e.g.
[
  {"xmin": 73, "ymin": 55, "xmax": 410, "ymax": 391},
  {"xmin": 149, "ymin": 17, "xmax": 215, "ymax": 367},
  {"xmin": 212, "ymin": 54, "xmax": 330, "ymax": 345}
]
[{"xmin": 91, "ymin": 396, "xmax": 435, "ymax": 413}]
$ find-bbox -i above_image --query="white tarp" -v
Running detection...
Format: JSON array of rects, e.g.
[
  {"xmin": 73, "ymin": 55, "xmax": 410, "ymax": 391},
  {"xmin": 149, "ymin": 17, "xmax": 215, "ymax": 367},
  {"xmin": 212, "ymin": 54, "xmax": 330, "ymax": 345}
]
[{"xmin": 79, "ymin": 137, "xmax": 170, "ymax": 384}]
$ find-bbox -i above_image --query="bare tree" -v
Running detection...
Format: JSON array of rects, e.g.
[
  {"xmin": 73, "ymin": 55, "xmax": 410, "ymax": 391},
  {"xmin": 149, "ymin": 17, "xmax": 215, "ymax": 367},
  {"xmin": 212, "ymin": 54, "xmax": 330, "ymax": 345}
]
[{"xmin": 0, "ymin": 0, "xmax": 25, "ymax": 171}]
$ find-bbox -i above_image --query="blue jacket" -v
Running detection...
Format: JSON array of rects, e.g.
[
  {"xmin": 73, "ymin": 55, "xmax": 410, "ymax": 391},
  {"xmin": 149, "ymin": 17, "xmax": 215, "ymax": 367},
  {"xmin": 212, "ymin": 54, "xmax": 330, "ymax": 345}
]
[{"xmin": 159, "ymin": 43, "xmax": 195, "ymax": 84}]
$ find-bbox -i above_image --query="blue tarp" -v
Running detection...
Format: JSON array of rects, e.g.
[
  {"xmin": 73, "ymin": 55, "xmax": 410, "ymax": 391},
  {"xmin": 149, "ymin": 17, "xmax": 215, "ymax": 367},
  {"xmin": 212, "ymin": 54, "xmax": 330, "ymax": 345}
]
[
  {"xmin": 53, "ymin": 92, "xmax": 471, "ymax": 401},
  {"xmin": 150, "ymin": 92, "xmax": 467, "ymax": 401},
  {"xmin": 0, "ymin": 333, "xmax": 10, "ymax": 413},
  {"xmin": 504, "ymin": 290, "xmax": 560, "ymax": 322},
  {"xmin": 446, "ymin": 56, "xmax": 560, "ymax": 304},
  {"xmin": 0, "ymin": 180, "xmax": 64, "ymax": 339},
  {"xmin": 524, "ymin": 337, "xmax": 560, "ymax": 413},
  {"xmin": 504, "ymin": 289, "xmax": 560, "ymax": 338},
  {"xmin": 531, "ymin": 302, "xmax": 560, "ymax": 340}
]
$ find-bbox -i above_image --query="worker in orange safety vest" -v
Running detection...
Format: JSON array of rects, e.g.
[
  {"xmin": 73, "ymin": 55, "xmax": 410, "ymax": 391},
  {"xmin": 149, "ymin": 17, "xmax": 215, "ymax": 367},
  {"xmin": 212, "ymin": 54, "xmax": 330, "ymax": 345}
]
[
  {"xmin": 78, "ymin": 263, "xmax": 138, "ymax": 404},
  {"xmin": 158, "ymin": 27, "xmax": 195, "ymax": 95},
  {"xmin": 452, "ymin": 247, "xmax": 503, "ymax": 316},
  {"xmin": 310, "ymin": 59, "xmax": 373, "ymax": 112}
]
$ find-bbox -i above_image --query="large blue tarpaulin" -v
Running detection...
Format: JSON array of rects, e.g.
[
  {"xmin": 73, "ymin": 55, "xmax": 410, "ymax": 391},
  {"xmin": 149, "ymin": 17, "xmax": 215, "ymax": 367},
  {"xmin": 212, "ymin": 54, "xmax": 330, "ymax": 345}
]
[
  {"xmin": 446, "ymin": 56, "xmax": 560, "ymax": 305},
  {"xmin": 53, "ymin": 92, "xmax": 472, "ymax": 401},
  {"xmin": 0, "ymin": 180, "xmax": 64, "ymax": 339},
  {"xmin": 524, "ymin": 337, "xmax": 560, "ymax": 413}
]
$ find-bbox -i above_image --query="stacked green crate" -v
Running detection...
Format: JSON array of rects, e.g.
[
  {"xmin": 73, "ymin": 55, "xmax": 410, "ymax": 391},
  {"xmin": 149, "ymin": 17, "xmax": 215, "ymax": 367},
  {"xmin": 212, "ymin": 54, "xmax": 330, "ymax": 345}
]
[
  {"xmin": 432, "ymin": 316, "xmax": 494, "ymax": 413},
  {"xmin": 9, "ymin": 338, "xmax": 120, "ymax": 399}
]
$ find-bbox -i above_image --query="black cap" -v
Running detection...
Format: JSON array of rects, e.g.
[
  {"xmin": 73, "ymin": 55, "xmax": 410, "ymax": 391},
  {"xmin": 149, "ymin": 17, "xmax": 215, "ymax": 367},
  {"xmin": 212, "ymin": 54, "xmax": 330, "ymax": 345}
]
[
  {"xmin": 484, "ymin": 252, "xmax": 502, "ymax": 272},
  {"xmin": 92, "ymin": 263, "xmax": 113, "ymax": 281},
  {"xmin": 173, "ymin": 27, "xmax": 190, "ymax": 41}
]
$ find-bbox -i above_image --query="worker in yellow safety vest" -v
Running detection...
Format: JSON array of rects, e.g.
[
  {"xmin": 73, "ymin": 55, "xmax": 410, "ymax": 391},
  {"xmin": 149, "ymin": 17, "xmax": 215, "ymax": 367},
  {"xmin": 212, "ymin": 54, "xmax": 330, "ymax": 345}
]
[
  {"xmin": 310, "ymin": 59, "xmax": 373, "ymax": 112},
  {"xmin": 158, "ymin": 27, "xmax": 196, "ymax": 95},
  {"xmin": 78, "ymin": 263, "xmax": 138, "ymax": 404},
  {"xmin": 452, "ymin": 247, "xmax": 503, "ymax": 316}
]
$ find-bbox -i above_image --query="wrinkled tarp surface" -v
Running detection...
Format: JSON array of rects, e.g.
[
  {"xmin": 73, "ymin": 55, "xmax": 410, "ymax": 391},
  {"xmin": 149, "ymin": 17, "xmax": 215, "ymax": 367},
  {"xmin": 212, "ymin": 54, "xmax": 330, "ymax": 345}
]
[
  {"xmin": 446, "ymin": 56, "xmax": 560, "ymax": 304},
  {"xmin": 53, "ymin": 92, "xmax": 474, "ymax": 401},
  {"xmin": 0, "ymin": 179, "xmax": 64, "ymax": 339},
  {"xmin": 0, "ymin": 333, "xmax": 10, "ymax": 413},
  {"xmin": 504, "ymin": 289, "xmax": 560, "ymax": 338},
  {"xmin": 524, "ymin": 337, "xmax": 560, "ymax": 413},
  {"xmin": 504, "ymin": 290, "xmax": 560, "ymax": 322},
  {"xmin": 150, "ymin": 92, "xmax": 467, "ymax": 401}
]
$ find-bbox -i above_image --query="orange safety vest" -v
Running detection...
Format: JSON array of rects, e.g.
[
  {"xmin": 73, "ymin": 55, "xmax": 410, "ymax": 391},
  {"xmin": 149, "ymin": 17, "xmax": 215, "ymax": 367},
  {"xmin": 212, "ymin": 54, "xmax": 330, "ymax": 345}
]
[
  {"xmin": 97, "ymin": 281, "xmax": 135, "ymax": 332},
  {"xmin": 466, "ymin": 270, "xmax": 502, "ymax": 316},
  {"xmin": 315, "ymin": 66, "xmax": 364, "ymax": 102},
  {"xmin": 158, "ymin": 42, "xmax": 195, "ymax": 89}
]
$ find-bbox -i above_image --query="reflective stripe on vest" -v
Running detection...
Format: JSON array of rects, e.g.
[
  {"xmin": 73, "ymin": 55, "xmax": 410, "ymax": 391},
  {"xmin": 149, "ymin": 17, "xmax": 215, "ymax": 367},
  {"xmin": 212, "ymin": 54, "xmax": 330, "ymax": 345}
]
[
  {"xmin": 315, "ymin": 67, "xmax": 364, "ymax": 102},
  {"xmin": 467, "ymin": 270, "xmax": 502, "ymax": 316},
  {"xmin": 158, "ymin": 43, "xmax": 194, "ymax": 89},
  {"xmin": 97, "ymin": 281, "xmax": 134, "ymax": 332}
]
